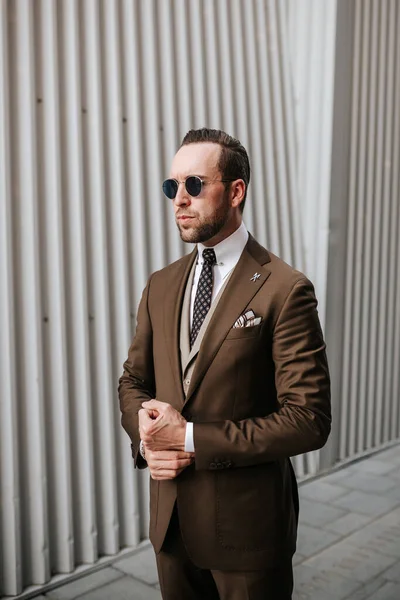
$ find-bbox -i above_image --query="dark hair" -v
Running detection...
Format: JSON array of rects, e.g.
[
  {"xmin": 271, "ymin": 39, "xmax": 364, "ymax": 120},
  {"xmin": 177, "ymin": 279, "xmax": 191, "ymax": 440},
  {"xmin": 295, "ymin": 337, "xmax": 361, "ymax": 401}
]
[{"xmin": 180, "ymin": 128, "xmax": 250, "ymax": 212}]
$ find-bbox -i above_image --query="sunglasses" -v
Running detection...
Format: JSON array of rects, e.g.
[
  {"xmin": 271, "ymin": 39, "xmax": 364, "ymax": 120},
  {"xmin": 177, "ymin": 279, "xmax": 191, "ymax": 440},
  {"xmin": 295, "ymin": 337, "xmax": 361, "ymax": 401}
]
[{"xmin": 162, "ymin": 175, "xmax": 234, "ymax": 199}]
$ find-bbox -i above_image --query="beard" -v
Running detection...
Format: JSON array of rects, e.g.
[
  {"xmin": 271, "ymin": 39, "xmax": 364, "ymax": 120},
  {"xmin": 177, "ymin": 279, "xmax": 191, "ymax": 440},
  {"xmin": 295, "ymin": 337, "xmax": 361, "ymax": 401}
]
[{"xmin": 176, "ymin": 192, "xmax": 230, "ymax": 244}]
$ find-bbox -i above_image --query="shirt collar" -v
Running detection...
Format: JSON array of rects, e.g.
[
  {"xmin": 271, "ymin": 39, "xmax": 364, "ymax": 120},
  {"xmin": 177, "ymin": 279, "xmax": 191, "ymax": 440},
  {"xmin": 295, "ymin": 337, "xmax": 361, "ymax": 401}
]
[{"xmin": 197, "ymin": 221, "xmax": 249, "ymax": 270}]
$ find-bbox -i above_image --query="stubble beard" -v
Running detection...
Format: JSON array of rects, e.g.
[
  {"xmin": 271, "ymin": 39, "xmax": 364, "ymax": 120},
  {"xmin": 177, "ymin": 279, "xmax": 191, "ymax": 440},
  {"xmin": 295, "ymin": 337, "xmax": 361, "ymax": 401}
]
[
  {"xmin": 177, "ymin": 217, "xmax": 226, "ymax": 244},
  {"xmin": 176, "ymin": 193, "xmax": 230, "ymax": 244}
]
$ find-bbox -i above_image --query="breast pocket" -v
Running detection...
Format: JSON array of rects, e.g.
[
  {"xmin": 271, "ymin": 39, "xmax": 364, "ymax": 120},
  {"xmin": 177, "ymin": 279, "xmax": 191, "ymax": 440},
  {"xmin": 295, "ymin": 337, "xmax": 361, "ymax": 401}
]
[{"xmin": 225, "ymin": 323, "xmax": 263, "ymax": 340}]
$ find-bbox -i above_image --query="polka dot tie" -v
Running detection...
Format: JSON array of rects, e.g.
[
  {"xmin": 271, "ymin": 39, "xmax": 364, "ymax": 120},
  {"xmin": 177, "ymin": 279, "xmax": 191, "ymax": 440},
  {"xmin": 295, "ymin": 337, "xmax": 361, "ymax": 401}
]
[{"xmin": 190, "ymin": 248, "xmax": 217, "ymax": 349}]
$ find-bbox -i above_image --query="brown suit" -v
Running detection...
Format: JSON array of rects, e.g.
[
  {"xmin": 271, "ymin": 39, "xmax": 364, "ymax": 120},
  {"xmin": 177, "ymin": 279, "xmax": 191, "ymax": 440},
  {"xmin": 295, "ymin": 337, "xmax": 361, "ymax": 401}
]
[{"xmin": 118, "ymin": 234, "xmax": 331, "ymax": 572}]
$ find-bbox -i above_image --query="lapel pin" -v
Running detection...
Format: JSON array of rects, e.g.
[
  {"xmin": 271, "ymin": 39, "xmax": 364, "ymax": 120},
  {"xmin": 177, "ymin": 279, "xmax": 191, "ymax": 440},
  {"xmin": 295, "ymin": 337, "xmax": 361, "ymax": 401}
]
[{"xmin": 250, "ymin": 272, "xmax": 261, "ymax": 282}]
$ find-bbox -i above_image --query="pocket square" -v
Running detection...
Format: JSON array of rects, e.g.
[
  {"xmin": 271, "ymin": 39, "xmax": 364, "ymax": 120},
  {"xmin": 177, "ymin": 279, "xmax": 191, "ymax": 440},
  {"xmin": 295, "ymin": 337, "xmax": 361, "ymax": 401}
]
[{"xmin": 233, "ymin": 310, "xmax": 262, "ymax": 328}]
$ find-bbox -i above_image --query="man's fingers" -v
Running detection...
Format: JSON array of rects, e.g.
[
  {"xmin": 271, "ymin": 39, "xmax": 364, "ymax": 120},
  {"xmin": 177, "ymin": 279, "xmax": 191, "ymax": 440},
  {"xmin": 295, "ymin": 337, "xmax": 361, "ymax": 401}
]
[
  {"xmin": 142, "ymin": 399, "xmax": 168, "ymax": 411},
  {"xmin": 151, "ymin": 472, "xmax": 174, "ymax": 480},
  {"xmin": 146, "ymin": 449, "xmax": 194, "ymax": 460},
  {"xmin": 153, "ymin": 458, "xmax": 193, "ymax": 469},
  {"xmin": 139, "ymin": 409, "xmax": 162, "ymax": 438},
  {"xmin": 146, "ymin": 450, "xmax": 194, "ymax": 479},
  {"xmin": 138, "ymin": 409, "xmax": 154, "ymax": 425},
  {"xmin": 150, "ymin": 467, "xmax": 186, "ymax": 480},
  {"xmin": 147, "ymin": 456, "xmax": 193, "ymax": 469}
]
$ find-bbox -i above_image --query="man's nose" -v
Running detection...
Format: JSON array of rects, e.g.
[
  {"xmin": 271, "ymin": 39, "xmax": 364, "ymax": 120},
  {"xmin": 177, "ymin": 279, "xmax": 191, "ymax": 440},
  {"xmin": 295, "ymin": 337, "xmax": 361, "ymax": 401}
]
[{"xmin": 173, "ymin": 183, "xmax": 190, "ymax": 207}]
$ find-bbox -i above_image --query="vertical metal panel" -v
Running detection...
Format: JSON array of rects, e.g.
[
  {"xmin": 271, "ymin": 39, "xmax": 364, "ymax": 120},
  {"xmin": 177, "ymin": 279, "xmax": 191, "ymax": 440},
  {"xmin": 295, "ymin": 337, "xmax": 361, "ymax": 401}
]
[
  {"xmin": 285, "ymin": 0, "xmax": 338, "ymax": 474},
  {"xmin": 380, "ymin": 0, "xmax": 396, "ymax": 444},
  {"xmin": 340, "ymin": 0, "xmax": 365, "ymax": 459},
  {"xmin": 203, "ymin": 0, "xmax": 223, "ymax": 127},
  {"xmin": 57, "ymin": 0, "xmax": 98, "ymax": 565},
  {"xmin": 254, "ymin": 0, "xmax": 281, "ymax": 253},
  {"xmin": 326, "ymin": 0, "xmax": 400, "ymax": 466},
  {"xmin": 187, "ymin": 1, "xmax": 208, "ymax": 128},
  {"xmin": 38, "ymin": 0, "xmax": 75, "ymax": 575},
  {"xmin": 101, "ymin": 0, "xmax": 142, "ymax": 549},
  {"xmin": 320, "ymin": 0, "xmax": 355, "ymax": 471},
  {"xmin": 215, "ymin": 0, "xmax": 235, "ymax": 134},
  {"xmin": 388, "ymin": 0, "xmax": 400, "ymax": 442},
  {"xmin": 264, "ymin": 1, "xmax": 301, "ymax": 268},
  {"xmin": 228, "ymin": 0, "xmax": 255, "ymax": 233},
  {"xmin": 139, "ymin": 0, "xmax": 169, "ymax": 272},
  {"xmin": 13, "ymin": 0, "xmax": 50, "ymax": 586},
  {"xmin": 0, "ymin": 0, "xmax": 22, "ymax": 594},
  {"xmin": 241, "ymin": 0, "xmax": 268, "ymax": 245},
  {"xmin": 80, "ymin": 0, "xmax": 120, "ymax": 556},
  {"xmin": 287, "ymin": 0, "xmax": 337, "ymax": 328},
  {"xmin": 372, "ymin": 0, "xmax": 390, "ymax": 448},
  {"xmin": 120, "ymin": 0, "xmax": 151, "ymax": 292},
  {"xmin": 174, "ymin": 0, "xmax": 194, "ymax": 132}
]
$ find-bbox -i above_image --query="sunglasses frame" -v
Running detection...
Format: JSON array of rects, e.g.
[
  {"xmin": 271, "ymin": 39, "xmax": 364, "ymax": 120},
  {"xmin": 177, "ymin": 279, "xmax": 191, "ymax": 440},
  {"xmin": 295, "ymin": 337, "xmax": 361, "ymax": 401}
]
[{"xmin": 162, "ymin": 175, "xmax": 235, "ymax": 199}]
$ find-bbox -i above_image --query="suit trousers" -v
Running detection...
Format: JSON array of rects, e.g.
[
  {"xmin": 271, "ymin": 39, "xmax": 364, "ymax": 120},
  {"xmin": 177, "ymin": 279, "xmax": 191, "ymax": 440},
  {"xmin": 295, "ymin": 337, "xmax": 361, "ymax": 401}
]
[{"xmin": 155, "ymin": 504, "xmax": 294, "ymax": 600}]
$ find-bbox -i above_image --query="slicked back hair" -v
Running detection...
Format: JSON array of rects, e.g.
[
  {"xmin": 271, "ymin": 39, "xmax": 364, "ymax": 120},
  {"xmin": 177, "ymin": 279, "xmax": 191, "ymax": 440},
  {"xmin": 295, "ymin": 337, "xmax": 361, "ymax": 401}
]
[{"xmin": 180, "ymin": 128, "xmax": 250, "ymax": 212}]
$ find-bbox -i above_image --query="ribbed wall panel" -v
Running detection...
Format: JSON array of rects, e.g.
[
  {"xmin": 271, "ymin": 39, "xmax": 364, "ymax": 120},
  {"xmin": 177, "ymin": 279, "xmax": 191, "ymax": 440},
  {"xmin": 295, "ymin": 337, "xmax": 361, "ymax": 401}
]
[
  {"xmin": 57, "ymin": 0, "xmax": 98, "ymax": 566},
  {"xmin": 285, "ymin": 0, "xmax": 338, "ymax": 475},
  {"xmin": 287, "ymin": 0, "xmax": 337, "ymax": 328},
  {"xmin": 0, "ymin": 0, "xmax": 21, "ymax": 593},
  {"xmin": 38, "ymin": 0, "xmax": 74, "ymax": 576},
  {"xmin": 326, "ymin": 0, "xmax": 400, "ymax": 464},
  {"xmin": 12, "ymin": 0, "xmax": 50, "ymax": 586},
  {"xmin": 345, "ymin": 0, "xmax": 400, "ymax": 457},
  {"xmin": 0, "ymin": 0, "xmax": 372, "ymax": 596}
]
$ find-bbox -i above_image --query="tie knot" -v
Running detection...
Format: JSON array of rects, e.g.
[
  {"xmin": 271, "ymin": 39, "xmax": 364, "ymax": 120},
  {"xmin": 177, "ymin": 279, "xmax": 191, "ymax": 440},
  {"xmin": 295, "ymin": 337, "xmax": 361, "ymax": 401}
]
[{"xmin": 202, "ymin": 248, "xmax": 217, "ymax": 265}]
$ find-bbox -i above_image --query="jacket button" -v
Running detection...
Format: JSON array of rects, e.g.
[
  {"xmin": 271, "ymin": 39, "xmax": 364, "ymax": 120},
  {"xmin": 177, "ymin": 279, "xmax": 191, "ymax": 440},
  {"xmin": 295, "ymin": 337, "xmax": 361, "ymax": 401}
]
[
  {"xmin": 210, "ymin": 462, "xmax": 216, "ymax": 469},
  {"xmin": 216, "ymin": 462, "xmax": 223, "ymax": 469}
]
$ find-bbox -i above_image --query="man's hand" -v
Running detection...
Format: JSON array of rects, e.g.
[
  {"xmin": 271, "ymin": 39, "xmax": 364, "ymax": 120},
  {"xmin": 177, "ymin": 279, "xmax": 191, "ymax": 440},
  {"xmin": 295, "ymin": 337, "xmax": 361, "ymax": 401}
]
[
  {"xmin": 139, "ymin": 399, "xmax": 187, "ymax": 451},
  {"xmin": 145, "ymin": 447, "xmax": 194, "ymax": 480}
]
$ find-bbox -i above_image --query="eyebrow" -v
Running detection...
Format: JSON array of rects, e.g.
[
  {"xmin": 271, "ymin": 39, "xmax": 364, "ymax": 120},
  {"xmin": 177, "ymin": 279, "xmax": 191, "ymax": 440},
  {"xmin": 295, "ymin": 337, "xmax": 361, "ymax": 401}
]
[{"xmin": 169, "ymin": 173, "xmax": 209, "ymax": 180}]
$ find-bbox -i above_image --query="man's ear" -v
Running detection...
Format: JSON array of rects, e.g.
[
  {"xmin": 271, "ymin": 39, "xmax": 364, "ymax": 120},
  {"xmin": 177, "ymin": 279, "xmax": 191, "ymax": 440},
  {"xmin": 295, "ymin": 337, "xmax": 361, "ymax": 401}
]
[{"xmin": 230, "ymin": 179, "xmax": 246, "ymax": 209}]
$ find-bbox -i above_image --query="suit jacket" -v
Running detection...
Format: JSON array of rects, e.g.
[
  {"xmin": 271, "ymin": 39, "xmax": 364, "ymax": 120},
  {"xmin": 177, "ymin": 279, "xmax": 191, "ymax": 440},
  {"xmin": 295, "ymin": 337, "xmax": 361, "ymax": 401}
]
[{"xmin": 118, "ymin": 234, "xmax": 331, "ymax": 570}]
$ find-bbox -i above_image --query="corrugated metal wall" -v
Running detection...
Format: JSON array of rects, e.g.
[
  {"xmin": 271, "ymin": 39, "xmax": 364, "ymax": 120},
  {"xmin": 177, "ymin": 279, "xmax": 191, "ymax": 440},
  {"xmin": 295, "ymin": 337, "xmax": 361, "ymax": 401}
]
[
  {"xmin": 325, "ymin": 0, "xmax": 400, "ymax": 466},
  {"xmin": 287, "ymin": 0, "xmax": 337, "ymax": 328},
  {"xmin": 285, "ymin": 0, "xmax": 338, "ymax": 476},
  {"xmin": 0, "ymin": 1, "xmax": 322, "ymax": 595}
]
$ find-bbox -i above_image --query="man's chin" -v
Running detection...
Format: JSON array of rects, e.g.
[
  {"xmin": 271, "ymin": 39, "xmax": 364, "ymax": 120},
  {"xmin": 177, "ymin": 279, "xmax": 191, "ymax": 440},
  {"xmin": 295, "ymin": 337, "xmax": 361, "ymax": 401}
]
[
  {"xmin": 176, "ymin": 221, "xmax": 197, "ymax": 243},
  {"xmin": 176, "ymin": 219, "xmax": 225, "ymax": 244},
  {"xmin": 179, "ymin": 229, "xmax": 199, "ymax": 244}
]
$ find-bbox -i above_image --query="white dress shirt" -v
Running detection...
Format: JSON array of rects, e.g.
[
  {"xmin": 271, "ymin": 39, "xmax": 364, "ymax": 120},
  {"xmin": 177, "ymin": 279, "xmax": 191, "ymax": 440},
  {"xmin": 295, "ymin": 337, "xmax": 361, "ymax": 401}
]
[{"xmin": 185, "ymin": 221, "xmax": 249, "ymax": 452}]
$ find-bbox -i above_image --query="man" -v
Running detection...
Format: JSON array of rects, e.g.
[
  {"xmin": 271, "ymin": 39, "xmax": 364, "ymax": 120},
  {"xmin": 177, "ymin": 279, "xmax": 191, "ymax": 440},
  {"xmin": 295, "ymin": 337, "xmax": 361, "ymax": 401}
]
[{"xmin": 118, "ymin": 128, "xmax": 331, "ymax": 599}]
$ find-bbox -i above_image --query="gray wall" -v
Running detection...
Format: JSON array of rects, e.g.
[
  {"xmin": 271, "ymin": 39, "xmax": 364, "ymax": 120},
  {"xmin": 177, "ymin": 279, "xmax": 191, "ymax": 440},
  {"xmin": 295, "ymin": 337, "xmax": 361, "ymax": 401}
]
[{"xmin": 324, "ymin": 0, "xmax": 400, "ymax": 469}]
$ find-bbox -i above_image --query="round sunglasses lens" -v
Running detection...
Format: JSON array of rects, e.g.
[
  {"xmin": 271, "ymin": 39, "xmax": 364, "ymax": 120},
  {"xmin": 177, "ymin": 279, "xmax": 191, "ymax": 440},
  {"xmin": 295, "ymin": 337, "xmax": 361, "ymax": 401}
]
[
  {"xmin": 162, "ymin": 179, "xmax": 178, "ymax": 199},
  {"xmin": 185, "ymin": 176, "xmax": 202, "ymax": 196}
]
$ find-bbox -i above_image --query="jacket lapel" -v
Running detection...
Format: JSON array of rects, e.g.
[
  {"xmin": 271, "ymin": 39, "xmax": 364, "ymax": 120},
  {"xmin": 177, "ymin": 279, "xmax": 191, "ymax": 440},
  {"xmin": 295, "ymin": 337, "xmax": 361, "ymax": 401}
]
[
  {"xmin": 180, "ymin": 259, "xmax": 196, "ymax": 371},
  {"xmin": 163, "ymin": 247, "xmax": 197, "ymax": 405},
  {"xmin": 184, "ymin": 235, "xmax": 271, "ymax": 405},
  {"xmin": 183, "ymin": 271, "xmax": 233, "ymax": 375}
]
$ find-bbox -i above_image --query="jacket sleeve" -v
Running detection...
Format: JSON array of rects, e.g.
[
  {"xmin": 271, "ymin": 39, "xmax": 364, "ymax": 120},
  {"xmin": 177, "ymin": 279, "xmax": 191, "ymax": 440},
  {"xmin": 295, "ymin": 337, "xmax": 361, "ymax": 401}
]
[
  {"xmin": 193, "ymin": 277, "xmax": 331, "ymax": 470},
  {"xmin": 118, "ymin": 276, "xmax": 155, "ymax": 469}
]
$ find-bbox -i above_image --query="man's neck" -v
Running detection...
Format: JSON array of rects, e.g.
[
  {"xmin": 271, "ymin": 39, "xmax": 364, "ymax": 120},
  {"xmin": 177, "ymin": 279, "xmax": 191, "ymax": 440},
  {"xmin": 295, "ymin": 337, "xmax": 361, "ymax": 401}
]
[{"xmin": 201, "ymin": 219, "xmax": 243, "ymax": 248}]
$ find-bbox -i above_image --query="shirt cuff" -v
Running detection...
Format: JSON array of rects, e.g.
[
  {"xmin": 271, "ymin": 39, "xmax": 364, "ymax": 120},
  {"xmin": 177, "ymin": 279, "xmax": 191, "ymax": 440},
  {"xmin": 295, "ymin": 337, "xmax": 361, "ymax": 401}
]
[
  {"xmin": 184, "ymin": 422, "xmax": 195, "ymax": 452},
  {"xmin": 139, "ymin": 439, "xmax": 146, "ymax": 459}
]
